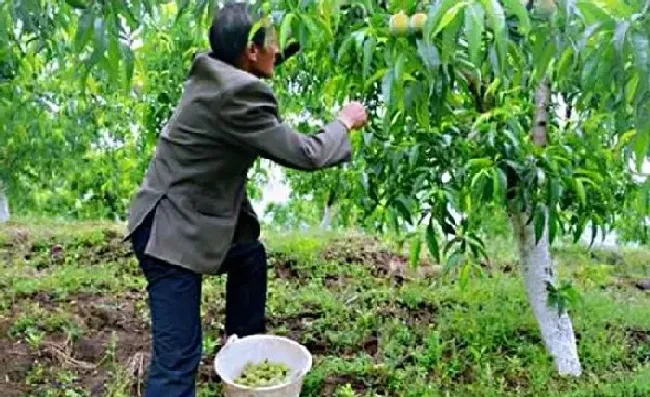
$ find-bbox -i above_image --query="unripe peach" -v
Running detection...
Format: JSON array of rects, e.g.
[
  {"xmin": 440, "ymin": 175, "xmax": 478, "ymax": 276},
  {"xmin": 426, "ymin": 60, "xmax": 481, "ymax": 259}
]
[
  {"xmin": 389, "ymin": 10, "xmax": 409, "ymax": 36},
  {"xmin": 409, "ymin": 13, "xmax": 428, "ymax": 32}
]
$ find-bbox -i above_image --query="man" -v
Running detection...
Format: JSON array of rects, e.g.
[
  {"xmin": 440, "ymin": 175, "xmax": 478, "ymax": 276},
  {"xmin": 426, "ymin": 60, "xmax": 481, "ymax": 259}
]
[{"xmin": 126, "ymin": 3, "xmax": 367, "ymax": 397}]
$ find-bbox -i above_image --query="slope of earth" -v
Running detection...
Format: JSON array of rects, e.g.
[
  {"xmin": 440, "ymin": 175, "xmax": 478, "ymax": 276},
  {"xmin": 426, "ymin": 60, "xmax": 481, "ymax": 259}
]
[{"xmin": 0, "ymin": 221, "xmax": 649, "ymax": 397}]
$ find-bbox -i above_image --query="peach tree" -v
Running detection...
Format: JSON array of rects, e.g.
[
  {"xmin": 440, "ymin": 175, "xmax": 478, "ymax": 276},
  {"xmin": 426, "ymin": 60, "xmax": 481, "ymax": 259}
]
[{"xmin": 267, "ymin": 0, "xmax": 650, "ymax": 376}]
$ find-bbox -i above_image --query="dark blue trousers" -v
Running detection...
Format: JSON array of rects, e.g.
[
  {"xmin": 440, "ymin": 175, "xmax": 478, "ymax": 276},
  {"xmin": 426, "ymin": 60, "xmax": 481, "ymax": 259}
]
[{"xmin": 131, "ymin": 212, "xmax": 267, "ymax": 397}]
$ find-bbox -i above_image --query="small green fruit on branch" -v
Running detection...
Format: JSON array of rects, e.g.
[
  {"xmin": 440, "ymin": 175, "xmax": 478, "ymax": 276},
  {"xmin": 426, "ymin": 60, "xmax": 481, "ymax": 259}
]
[
  {"xmin": 389, "ymin": 11, "xmax": 428, "ymax": 36},
  {"xmin": 410, "ymin": 13, "xmax": 428, "ymax": 32},
  {"xmin": 389, "ymin": 11, "xmax": 410, "ymax": 36}
]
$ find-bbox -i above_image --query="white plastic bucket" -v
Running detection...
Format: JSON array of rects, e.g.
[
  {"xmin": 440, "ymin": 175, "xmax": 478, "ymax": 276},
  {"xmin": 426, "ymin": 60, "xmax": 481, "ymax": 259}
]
[{"xmin": 214, "ymin": 334, "xmax": 313, "ymax": 397}]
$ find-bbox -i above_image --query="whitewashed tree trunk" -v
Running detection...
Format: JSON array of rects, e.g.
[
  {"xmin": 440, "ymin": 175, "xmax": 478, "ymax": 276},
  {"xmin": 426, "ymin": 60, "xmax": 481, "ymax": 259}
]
[
  {"xmin": 510, "ymin": 211, "xmax": 583, "ymax": 376},
  {"xmin": 320, "ymin": 203, "xmax": 337, "ymax": 229},
  {"xmin": 0, "ymin": 187, "xmax": 9, "ymax": 223},
  {"xmin": 507, "ymin": 81, "xmax": 582, "ymax": 376},
  {"xmin": 320, "ymin": 190, "xmax": 338, "ymax": 229}
]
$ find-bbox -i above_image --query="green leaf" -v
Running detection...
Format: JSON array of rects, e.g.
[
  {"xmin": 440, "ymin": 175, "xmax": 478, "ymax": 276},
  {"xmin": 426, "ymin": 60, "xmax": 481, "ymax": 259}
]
[
  {"xmin": 446, "ymin": 251, "xmax": 464, "ymax": 270},
  {"xmin": 300, "ymin": 14, "xmax": 319, "ymax": 39},
  {"xmin": 122, "ymin": 44, "xmax": 135, "ymax": 86},
  {"xmin": 409, "ymin": 234, "xmax": 422, "ymax": 268},
  {"xmin": 632, "ymin": 33, "xmax": 650, "ymax": 95},
  {"xmin": 394, "ymin": 52, "xmax": 406, "ymax": 82},
  {"xmin": 464, "ymin": 2, "xmax": 485, "ymax": 66},
  {"xmin": 575, "ymin": 178, "xmax": 586, "ymax": 206},
  {"xmin": 633, "ymin": 36, "xmax": 650, "ymax": 171},
  {"xmin": 471, "ymin": 169, "xmax": 487, "ymax": 193},
  {"xmin": 428, "ymin": 0, "xmax": 459, "ymax": 33},
  {"xmin": 351, "ymin": 29, "xmax": 367, "ymax": 53},
  {"xmin": 492, "ymin": 167, "xmax": 507, "ymax": 203},
  {"xmin": 482, "ymin": 171, "xmax": 494, "ymax": 202},
  {"xmin": 578, "ymin": 23, "xmax": 602, "ymax": 51},
  {"xmin": 107, "ymin": 35, "xmax": 120, "ymax": 80},
  {"xmin": 74, "ymin": 8, "xmax": 94, "ymax": 51},
  {"xmin": 556, "ymin": 47, "xmax": 574, "ymax": 80},
  {"xmin": 249, "ymin": 16, "xmax": 271, "ymax": 44},
  {"xmin": 426, "ymin": 220, "xmax": 441, "ymax": 263},
  {"xmin": 534, "ymin": 203, "xmax": 547, "ymax": 244},
  {"xmin": 613, "ymin": 20, "xmax": 630, "ymax": 56},
  {"xmin": 466, "ymin": 233, "xmax": 488, "ymax": 259},
  {"xmin": 394, "ymin": 196, "xmax": 412, "ymax": 224},
  {"xmin": 363, "ymin": 36, "xmax": 376, "ymax": 80},
  {"xmin": 482, "ymin": 0, "xmax": 507, "ymax": 74},
  {"xmin": 87, "ymin": 17, "xmax": 107, "ymax": 69},
  {"xmin": 459, "ymin": 263, "xmax": 471, "ymax": 289},
  {"xmin": 65, "ymin": 0, "xmax": 87, "ymax": 9},
  {"xmin": 634, "ymin": 128, "xmax": 650, "ymax": 172},
  {"xmin": 573, "ymin": 215, "xmax": 587, "ymax": 243},
  {"xmin": 382, "ymin": 69, "xmax": 394, "ymax": 109},
  {"xmin": 576, "ymin": 1, "xmax": 613, "ymax": 25},
  {"xmin": 416, "ymin": 39, "xmax": 441, "ymax": 69},
  {"xmin": 387, "ymin": 208, "xmax": 400, "ymax": 235},
  {"xmin": 590, "ymin": 218, "xmax": 599, "ymax": 247},
  {"xmin": 280, "ymin": 13, "xmax": 297, "ymax": 51},
  {"xmin": 466, "ymin": 157, "xmax": 494, "ymax": 169},
  {"xmin": 408, "ymin": 145, "xmax": 421, "ymax": 168},
  {"xmin": 441, "ymin": 217, "xmax": 456, "ymax": 235},
  {"xmin": 548, "ymin": 208, "xmax": 559, "ymax": 244},
  {"xmin": 175, "ymin": 0, "xmax": 191, "ymax": 22},
  {"xmin": 442, "ymin": 9, "xmax": 465, "ymax": 64},
  {"xmin": 433, "ymin": 1, "xmax": 470, "ymax": 36},
  {"xmin": 502, "ymin": 0, "xmax": 530, "ymax": 33},
  {"xmin": 193, "ymin": 0, "xmax": 209, "ymax": 19},
  {"xmin": 548, "ymin": 177, "xmax": 561, "ymax": 205},
  {"xmin": 337, "ymin": 36, "xmax": 354, "ymax": 63},
  {"xmin": 532, "ymin": 38, "xmax": 557, "ymax": 84},
  {"xmin": 416, "ymin": 93, "xmax": 431, "ymax": 127}
]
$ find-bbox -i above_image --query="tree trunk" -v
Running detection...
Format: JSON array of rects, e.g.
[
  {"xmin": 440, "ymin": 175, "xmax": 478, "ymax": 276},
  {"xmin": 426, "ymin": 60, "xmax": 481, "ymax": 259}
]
[
  {"xmin": 320, "ymin": 190, "xmax": 338, "ymax": 229},
  {"xmin": 510, "ymin": 211, "xmax": 583, "ymax": 376},
  {"xmin": 508, "ymin": 81, "xmax": 582, "ymax": 376},
  {"xmin": 320, "ymin": 204, "xmax": 337, "ymax": 229},
  {"xmin": 0, "ymin": 187, "xmax": 9, "ymax": 223}
]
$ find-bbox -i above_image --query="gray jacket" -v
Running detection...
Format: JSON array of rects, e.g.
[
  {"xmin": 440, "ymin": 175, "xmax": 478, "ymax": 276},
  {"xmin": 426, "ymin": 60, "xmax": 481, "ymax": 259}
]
[{"xmin": 126, "ymin": 53, "xmax": 352, "ymax": 274}]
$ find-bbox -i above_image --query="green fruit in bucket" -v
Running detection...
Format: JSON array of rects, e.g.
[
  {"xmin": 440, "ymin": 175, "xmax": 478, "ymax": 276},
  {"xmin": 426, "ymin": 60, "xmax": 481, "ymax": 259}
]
[{"xmin": 234, "ymin": 359, "xmax": 290, "ymax": 388}]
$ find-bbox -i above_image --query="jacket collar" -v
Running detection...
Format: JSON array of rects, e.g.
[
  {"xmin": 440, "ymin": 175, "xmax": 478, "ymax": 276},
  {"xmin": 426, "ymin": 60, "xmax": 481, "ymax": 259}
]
[{"xmin": 189, "ymin": 51, "xmax": 259, "ymax": 83}]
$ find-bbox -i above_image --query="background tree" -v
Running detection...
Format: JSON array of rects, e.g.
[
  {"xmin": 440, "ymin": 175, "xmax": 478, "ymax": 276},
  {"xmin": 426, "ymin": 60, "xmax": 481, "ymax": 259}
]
[{"xmin": 0, "ymin": 0, "xmax": 263, "ymax": 221}]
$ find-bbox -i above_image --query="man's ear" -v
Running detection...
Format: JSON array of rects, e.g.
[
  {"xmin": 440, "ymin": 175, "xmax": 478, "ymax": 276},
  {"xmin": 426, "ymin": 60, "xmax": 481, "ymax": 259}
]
[{"xmin": 245, "ymin": 43, "xmax": 259, "ymax": 63}]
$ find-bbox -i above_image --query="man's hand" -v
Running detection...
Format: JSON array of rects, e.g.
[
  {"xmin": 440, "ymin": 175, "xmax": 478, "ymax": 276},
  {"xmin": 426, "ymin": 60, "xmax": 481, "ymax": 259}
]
[{"xmin": 338, "ymin": 102, "xmax": 368, "ymax": 131}]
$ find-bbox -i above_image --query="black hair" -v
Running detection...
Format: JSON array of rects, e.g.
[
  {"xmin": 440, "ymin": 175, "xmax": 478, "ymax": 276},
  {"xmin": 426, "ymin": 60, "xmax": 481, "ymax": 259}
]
[{"xmin": 209, "ymin": 2, "xmax": 267, "ymax": 66}]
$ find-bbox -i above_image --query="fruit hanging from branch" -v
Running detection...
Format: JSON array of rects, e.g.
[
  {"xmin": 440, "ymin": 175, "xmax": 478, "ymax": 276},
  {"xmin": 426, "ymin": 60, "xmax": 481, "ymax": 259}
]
[
  {"xmin": 389, "ymin": 10, "xmax": 410, "ymax": 36},
  {"xmin": 409, "ymin": 12, "xmax": 428, "ymax": 33}
]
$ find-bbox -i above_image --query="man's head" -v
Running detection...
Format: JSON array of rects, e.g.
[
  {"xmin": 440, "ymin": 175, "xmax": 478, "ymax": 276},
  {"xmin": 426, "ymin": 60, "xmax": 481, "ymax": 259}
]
[{"xmin": 209, "ymin": 3, "xmax": 279, "ymax": 78}]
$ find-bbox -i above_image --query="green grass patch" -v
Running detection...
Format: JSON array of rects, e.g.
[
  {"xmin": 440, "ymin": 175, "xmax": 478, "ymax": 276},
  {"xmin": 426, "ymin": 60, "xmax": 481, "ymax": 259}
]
[{"xmin": 0, "ymin": 221, "xmax": 648, "ymax": 396}]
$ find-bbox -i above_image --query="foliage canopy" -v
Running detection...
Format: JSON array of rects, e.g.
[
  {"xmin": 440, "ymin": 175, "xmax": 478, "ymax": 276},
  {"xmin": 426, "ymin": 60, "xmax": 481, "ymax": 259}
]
[{"xmin": 2, "ymin": 0, "xmax": 650, "ymax": 258}]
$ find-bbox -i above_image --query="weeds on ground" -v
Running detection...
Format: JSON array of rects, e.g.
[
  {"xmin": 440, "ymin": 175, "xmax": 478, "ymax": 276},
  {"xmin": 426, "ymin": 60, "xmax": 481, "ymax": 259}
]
[{"xmin": 0, "ymin": 223, "xmax": 648, "ymax": 396}]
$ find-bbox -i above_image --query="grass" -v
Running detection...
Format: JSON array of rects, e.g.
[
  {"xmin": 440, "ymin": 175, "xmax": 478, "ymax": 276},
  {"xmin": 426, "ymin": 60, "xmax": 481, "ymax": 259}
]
[{"xmin": 0, "ymin": 221, "xmax": 649, "ymax": 396}]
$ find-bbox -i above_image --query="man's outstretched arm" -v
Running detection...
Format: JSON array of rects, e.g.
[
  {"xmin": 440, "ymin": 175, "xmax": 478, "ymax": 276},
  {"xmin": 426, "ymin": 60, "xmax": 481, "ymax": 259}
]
[{"xmin": 219, "ymin": 80, "xmax": 366, "ymax": 171}]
